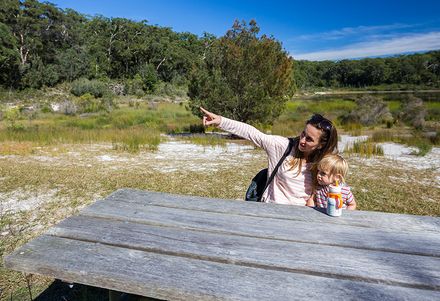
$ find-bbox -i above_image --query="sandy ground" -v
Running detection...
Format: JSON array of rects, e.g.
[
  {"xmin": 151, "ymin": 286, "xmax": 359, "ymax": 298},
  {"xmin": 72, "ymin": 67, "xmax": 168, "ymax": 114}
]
[{"xmin": 0, "ymin": 136, "xmax": 439, "ymax": 214}]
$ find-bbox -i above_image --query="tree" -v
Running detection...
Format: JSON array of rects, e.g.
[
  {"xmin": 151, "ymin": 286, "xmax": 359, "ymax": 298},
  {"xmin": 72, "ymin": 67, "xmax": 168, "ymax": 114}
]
[
  {"xmin": 188, "ymin": 20, "xmax": 293, "ymax": 124},
  {"xmin": 0, "ymin": 22, "xmax": 19, "ymax": 85}
]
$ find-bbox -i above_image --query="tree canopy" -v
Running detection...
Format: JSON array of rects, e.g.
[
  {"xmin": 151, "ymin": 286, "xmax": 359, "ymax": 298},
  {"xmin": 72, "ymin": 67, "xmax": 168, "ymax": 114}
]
[
  {"xmin": 0, "ymin": 0, "xmax": 206, "ymax": 89},
  {"xmin": 0, "ymin": 0, "xmax": 439, "ymax": 116},
  {"xmin": 188, "ymin": 20, "xmax": 293, "ymax": 124}
]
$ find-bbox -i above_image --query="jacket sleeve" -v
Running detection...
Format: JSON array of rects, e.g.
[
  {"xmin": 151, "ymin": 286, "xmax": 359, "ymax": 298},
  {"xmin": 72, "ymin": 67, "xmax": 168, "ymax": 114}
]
[{"xmin": 219, "ymin": 117, "xmax": 289, "ymax": 157}]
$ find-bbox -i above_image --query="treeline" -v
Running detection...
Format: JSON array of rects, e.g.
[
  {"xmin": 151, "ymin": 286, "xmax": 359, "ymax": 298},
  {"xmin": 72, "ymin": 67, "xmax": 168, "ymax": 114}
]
[
  {"xmin": 0, "ymin": 0, "xmax": 210, "ymax": 90},
  {"xmin": 0, "ymin": 0, "xmax": 439, "ymax": 93},
  {"xmin": 293, "ymin": 51, "xmax": 440, "ymax": 89}
]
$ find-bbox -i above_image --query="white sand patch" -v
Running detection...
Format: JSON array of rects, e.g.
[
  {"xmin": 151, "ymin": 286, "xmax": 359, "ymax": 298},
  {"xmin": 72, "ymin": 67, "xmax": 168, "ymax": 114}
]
[
  {"xmin": 0, "ymin": 189, "xmax": 59, "ymax": 214},
  {"xmin": 97, "ymin": 155, "xmax": 114, "ymax": 161},
  {"xmin": 378, "ymin": 144, "xmax": 439, "ymax": 170},
  {"xmin": 149, "ymin": 139, "xmax": 261, "ymax": 173},
  {"xmin": 379, "ymin": 142, "xmax": 417, "ymax": 157},
  {"xmin": 340, "ymin": 135, "xmax": 439, "ymax": 171}
]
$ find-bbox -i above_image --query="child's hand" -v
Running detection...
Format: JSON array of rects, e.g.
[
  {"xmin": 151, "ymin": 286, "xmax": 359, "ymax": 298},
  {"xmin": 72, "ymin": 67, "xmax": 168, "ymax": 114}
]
[
  {"xmin": 306, "ymin": 195, "xmax": 315, "ymax": 207},
  {"xmin": 346, "ymin": 200, "xmax": 357, "ymax": 210}
]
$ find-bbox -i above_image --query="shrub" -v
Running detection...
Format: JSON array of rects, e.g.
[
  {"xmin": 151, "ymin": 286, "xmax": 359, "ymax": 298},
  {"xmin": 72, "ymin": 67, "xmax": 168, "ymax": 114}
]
[
  {"xmin": 41, "ymin": 105, "xmax": 52, "ymax": 113},
  {"xmin": 71, "ymin": 78, "xmax": 110, "ymax": 98},
  {"xmin": 4, "ymin": 107, "xmax": 21, "ymax": 128},
  {"xmin": 399, "ymin": 95, "xmax": 426, "ymax": 129},
  {"xmin": 341, "ymin": 95, "xmax": 393, "ymax": 126},
  {"xmin": 125, "ymin": 74, "xmax": 144, "ymax": 97}
]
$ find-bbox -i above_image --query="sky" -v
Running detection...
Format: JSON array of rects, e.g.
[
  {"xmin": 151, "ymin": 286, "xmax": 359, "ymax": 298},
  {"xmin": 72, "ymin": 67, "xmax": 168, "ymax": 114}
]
[{"xmin": 48, "ymin": 0, "xmax": 440, "ymax": 61}]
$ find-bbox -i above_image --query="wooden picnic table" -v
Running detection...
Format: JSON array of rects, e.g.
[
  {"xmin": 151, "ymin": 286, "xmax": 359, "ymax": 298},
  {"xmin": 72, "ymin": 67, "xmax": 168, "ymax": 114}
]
[{"xmin": 4, "ymin": 189, "xmax": 440, "ymax": 300}]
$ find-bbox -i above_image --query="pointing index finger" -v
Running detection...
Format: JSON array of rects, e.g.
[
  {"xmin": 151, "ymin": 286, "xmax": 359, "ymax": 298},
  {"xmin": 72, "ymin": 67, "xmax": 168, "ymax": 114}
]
[{"xmin": 200, "ymin": 107, "xmax": 211, "ymax": 116}]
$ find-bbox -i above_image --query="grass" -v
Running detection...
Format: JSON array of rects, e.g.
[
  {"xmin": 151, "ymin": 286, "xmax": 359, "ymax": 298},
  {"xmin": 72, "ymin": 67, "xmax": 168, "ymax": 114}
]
[
  {"xmin": 346, "ymin": 157, "xmax": 440, "ymax": 215},
  {"xmin": 1, "ymin": 145, "xmax": 439, "ymax": 299},
  {"xmin": 1, "ymin": 95, "xmax": 440, "ymax": 300},
  {"xmin": 271, "ymin": 99, "xmax": 356, "ymax": 136},
  {"xmin": 177, "ymin": 134, "xmax": 228, "ymax": 147},
  {"xmin": 344, "ymin": 141, "xmax": 384, "ymax": 157},
  {"xmin": 369, "ymin": 129, "xmax": 436, "ymax": 155}
]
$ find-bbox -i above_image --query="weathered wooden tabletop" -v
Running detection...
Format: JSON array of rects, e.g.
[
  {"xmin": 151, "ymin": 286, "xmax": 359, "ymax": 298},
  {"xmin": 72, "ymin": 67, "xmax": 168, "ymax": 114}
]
[{"xmin": 5, "ymin": 189, "xmax": 440, "ymax": 300}]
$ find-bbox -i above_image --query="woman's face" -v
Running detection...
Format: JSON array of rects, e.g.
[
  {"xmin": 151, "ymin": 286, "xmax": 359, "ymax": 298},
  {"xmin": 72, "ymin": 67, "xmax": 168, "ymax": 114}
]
[{"xmin": 298, "ymin": 124, "xmax": 324, "ymax": 156}]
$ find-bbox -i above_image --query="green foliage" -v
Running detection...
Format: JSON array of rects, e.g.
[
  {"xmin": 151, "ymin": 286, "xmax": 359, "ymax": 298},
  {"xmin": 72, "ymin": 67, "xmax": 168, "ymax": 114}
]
[
  {"xmin": 1, "ymin": 0, "xmax": 439, "ymax": 92},
  {"xmin": 4, "ymin": 107, "xmax": 21, "ymax": 128},
  {"xmin": 71, "ymin": 78, "xmax": 110, "ymax": 98},
  {"xmin": 294, "ymin": 51, "xmax": 440, "ymax": 89},
  {"xmin": 138, "ymin": 64, "xmax": 158, "ymax": 93},
  {"xmin": 188, "ymin": 20, "xmax": 293, "ymax": 124},
  {"xmin": 125, "ymin": 74, "xmax": 145, "ymax": 97},
  {"xmin": 0, "ymin": 22, "xmax": 19, "ymax": 86},
  {"xmin": 75, "ymin": 93, "xmax": 101, "ymax": 113},
  {"xmin": 411, "ymin": 141, "xmax": 432, "ymax": 156}
]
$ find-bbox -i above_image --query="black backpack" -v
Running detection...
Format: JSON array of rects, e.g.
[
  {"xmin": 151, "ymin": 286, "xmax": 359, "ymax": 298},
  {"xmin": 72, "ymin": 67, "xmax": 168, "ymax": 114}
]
[{"xmin": 245, "ymin": 138, "xmax": 295, "ymax": 202}]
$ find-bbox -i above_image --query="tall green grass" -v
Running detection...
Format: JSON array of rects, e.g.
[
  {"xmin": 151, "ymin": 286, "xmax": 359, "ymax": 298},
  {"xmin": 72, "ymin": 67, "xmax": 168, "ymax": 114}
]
[
  {"xmin": 112, "ymin": 127, "xmax": 161, "ymax": 153},
  {"xmin": 0, "ymin": 102, "xmax": 197, "ymax": 151},
  {"xmin": 344, "ymin": 141, "xmax": 384, "ymax": 157},
  {"xmin": 178, "ymin": 135, "xmax": 227, "ymax": 147}
]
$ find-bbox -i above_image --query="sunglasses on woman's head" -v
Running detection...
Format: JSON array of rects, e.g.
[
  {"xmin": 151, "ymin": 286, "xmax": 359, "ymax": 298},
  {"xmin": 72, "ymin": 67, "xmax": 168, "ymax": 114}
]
[{"xmin": 308, "ymin": 114, "xmax": 332, "ymax": 132}]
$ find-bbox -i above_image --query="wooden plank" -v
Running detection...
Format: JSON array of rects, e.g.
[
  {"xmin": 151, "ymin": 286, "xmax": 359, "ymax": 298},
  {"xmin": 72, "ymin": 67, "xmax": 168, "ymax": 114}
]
[
  {"xmin": 47, "ymin": 215, "xmax": 440, "ymax": 291},
  {"xmin": 5, "ymin": 235, "xmax": 440, "ymax": 301},
  {"xmin": 81, "ymin": 198, "xmax": 440, "ymax": 257},
  {"xmin": 105, "ymin": 189, "xmax": 440, "ymax": 234}
]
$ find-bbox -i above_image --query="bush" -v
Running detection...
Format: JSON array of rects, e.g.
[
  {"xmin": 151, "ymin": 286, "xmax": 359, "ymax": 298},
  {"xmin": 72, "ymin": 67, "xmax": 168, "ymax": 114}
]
[
  {"xmin": 125, "ymin": 74, "xmax": 144, "ymax": 97},
  {"xmin": 4, "ymin": 107, "xmax": 21, "ymax": 128},
  {"xmin": 399, "ymin": 95, "xmax": 426, "ymax": 129},
  {"xmin": 74, "ymin": 93, "xmax": 114, "ymax": 113},
  {"xmin": 124, "ymin": 65, "xmax": 158, "ymax": 96},
  {"xmin": 41, "ymin": 105, "xmax": 52, "ymax": 113},
  {"xmin": 71, "ymin": 78, "xmax": 110, "ymax": 98},
  {"xmin": 75, "ymin": 93, "xmax": 101, "ymax": 113},
  {"xmin": 341, "ymin": 95, "xmax": 393, "ymax": 126}
]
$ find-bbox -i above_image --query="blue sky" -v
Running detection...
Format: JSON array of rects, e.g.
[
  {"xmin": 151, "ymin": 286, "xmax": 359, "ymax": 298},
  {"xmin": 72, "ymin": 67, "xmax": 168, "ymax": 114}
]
[{"xmin": 48, "ymin": 0, "xmax": 440, "ymax": 61}]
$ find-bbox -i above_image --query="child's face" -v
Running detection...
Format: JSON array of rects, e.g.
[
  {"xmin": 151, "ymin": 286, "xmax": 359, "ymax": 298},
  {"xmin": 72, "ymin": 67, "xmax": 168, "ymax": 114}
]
[{"xmin": 317, "ymin": 168, "xmax": 338, "ymax": 186}]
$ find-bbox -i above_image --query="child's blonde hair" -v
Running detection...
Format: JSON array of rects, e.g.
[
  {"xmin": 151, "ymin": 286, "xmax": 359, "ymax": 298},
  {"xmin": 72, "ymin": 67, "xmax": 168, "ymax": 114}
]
[{"xmin": 317, "ymin": 154, "xmax": 349, "ymax": 183}]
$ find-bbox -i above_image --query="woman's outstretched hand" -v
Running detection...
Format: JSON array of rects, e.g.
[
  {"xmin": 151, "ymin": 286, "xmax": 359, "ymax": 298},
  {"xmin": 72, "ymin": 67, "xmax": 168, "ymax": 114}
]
[{"xmin": 200, "ymin": 107, "xmax": 222, "ymax": 127}]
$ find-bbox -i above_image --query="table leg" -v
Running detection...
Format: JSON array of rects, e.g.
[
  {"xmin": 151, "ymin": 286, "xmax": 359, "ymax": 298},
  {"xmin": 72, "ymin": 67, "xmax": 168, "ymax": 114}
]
[{"xmin": 109, "ymin": 290, "xmax": 122, "ymax": 301}]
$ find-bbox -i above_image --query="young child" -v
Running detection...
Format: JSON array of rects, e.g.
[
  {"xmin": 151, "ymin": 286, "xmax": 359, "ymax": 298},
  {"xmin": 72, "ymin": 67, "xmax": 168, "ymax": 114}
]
[{"xmin": 309, "ymin": 154, "xmax": 356, "ymax": 210}]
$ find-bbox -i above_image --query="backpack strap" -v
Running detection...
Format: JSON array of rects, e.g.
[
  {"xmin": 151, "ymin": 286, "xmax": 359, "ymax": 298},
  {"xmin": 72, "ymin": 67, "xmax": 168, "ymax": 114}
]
[{"xmin": 258, "ymin": 137, "xmax": 296, "ymax": 201}]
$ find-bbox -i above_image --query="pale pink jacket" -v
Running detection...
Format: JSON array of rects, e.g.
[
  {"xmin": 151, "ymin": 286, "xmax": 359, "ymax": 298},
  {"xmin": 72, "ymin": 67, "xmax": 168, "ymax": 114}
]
[{"xmin": 220, "ymin": 117, "xmax": 313, "ymax": 205}]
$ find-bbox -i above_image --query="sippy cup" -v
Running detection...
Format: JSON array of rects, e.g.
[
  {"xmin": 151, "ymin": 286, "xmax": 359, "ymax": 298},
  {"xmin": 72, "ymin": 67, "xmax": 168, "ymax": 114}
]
[{"xmin": 327, "ymin": 180, "xmax": 343, "ymax": 217}]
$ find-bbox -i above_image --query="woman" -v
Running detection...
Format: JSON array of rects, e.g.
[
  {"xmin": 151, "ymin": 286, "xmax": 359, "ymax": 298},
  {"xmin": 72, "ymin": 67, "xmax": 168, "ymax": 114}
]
[{"xmin": 201, "ymin": 107, "xmax": 338, "ymax": 205}]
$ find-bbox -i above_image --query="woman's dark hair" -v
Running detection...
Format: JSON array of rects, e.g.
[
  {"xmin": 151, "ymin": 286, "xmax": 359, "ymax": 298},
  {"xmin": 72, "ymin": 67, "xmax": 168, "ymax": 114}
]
[
  {"xmin": 306, "ymin": 113, "xmax": 338, "ymax": 163},
  {"xmin": 289, "ymin": 114, "xmax": 338, "ymax": 177},
  {"xmin": 306, "ymin": 114, "xmax": 338, "ymax": 187}
]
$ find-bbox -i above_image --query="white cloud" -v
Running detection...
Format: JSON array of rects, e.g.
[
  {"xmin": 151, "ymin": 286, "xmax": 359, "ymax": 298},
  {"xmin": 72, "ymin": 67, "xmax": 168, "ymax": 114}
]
[
  {"xmin": 292, "ymin": 31, "xmax": 440, "ymax": 61},
  {"xmin": 296, "ymin": 23, "xmax": 417, "ymax": 41}
]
